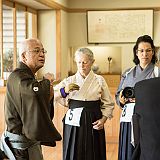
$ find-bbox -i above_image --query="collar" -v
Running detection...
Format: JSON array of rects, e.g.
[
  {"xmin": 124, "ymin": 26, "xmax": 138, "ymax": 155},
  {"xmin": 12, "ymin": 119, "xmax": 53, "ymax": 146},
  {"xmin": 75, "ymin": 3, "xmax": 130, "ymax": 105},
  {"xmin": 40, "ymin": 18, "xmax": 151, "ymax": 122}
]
[
  {"xmin": 17, "ymin": 62, "xmax": 35, "ymax": 78},
  {"xmin": 76, "ymin": 70, "xmax": 94, "ymax": 79}
]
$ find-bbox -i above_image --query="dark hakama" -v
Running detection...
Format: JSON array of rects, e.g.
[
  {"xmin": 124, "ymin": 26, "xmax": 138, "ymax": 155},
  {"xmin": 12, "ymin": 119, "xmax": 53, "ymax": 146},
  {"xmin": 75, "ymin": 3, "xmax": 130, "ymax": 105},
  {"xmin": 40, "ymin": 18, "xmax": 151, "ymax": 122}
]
[
  {"xmin": 3, "ymin": 62, "xmax": 61, "ymax": 159},
  {"xmin": 115, "ymin": 63, "xmax": 159, "ymax": 160},
  {"xmin": 118, "ymin": 122, "xmax": 134, "ymax": 160},
  {"xmin": 132, "ymin": 77, "xmax": 160, "ymax": 160},
  {"xmin": 63, "ymin": 100, "xmax": 106, "ymax": 160}
]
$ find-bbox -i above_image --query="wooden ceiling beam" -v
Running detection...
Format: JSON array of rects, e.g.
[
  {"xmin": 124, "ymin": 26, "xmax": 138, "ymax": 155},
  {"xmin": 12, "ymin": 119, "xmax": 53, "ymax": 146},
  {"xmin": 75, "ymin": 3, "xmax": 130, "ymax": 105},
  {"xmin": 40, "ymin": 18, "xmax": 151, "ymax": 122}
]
[{"xmin": 34, "ymin": 0, "xmax": 67, "ymax": 11}]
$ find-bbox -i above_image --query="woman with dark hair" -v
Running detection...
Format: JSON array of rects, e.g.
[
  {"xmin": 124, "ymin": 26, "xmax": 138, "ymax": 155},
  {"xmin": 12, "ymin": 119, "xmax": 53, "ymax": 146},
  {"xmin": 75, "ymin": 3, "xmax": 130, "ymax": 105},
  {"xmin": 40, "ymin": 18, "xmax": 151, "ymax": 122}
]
[{"xmin": 115, "ymin": 35, "xmax": 159, "ymax": 160}]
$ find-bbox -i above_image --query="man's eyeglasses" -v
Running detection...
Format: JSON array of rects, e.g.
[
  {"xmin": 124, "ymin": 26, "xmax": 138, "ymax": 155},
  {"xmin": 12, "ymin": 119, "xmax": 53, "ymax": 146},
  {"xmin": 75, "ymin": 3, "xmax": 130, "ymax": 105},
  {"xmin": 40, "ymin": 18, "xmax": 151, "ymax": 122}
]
[
  {"xmin": 137, "ymin": 48, "xmax": 153, "ymax": 54},
  {"xmin": 28, "ymin": 48, "xmax": 47, "ymax": 55}
]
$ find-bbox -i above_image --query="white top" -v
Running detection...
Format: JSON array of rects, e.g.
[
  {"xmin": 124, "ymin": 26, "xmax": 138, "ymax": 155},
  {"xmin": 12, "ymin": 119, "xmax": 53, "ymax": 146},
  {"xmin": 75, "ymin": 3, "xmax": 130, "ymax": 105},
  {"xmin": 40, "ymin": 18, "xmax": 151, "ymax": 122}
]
[{"xmin": 54, "ymin": 70, "xmax": 114, "ymax": 118}]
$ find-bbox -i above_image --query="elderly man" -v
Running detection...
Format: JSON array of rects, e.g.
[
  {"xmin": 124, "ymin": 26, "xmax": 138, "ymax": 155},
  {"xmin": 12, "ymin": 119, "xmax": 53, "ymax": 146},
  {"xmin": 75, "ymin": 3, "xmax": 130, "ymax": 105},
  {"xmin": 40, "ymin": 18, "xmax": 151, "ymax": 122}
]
[{"xmin": 0, "ymin": 38, "xmax": 61, "ymax": 160}]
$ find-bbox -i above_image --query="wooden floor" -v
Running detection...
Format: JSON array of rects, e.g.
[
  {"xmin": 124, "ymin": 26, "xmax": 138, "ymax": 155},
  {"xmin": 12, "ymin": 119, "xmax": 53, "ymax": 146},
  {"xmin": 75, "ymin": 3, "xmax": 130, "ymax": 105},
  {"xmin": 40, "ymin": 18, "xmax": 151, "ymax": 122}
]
[
  {"xmin": 0, "ymin": 129, "xmax": 118, "ymax": 160},
  {"xmin": 42, "ymin": 141, "xmax": 118, "ymax": 160},
  {"xmin": 0, "ymin": 121, "xmax": 119, "ymax": 160},
  {"xmin": 0, "ymin": 86, "xmax": 120, "ymax": 160}
]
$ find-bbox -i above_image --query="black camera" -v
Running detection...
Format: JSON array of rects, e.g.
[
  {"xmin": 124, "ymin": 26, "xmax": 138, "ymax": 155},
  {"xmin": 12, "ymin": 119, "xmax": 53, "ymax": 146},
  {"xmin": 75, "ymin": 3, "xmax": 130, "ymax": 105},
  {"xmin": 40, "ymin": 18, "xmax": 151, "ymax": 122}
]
[{"xmin": 122, "ymin": 87, "xmax": 135, "ymax": 98}]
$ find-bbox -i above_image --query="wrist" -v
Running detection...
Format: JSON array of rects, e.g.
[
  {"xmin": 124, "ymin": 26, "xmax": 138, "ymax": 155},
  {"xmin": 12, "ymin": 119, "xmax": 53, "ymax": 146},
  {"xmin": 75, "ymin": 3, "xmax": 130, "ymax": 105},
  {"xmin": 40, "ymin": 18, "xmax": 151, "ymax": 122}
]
[
  {"xmin": 60, "ymin": 87, "xmax": 69, "ymax": 98},
  {"xmin": 50, "ymin": 83, "xmax": 53, "ymax": 88},
  {"xmin": 64, "ymin": 87, "xmax": 69, "ymax": 94},
  {"xmin": 102, "ymin": 116, "xmax": 107, "ymax": 123}
]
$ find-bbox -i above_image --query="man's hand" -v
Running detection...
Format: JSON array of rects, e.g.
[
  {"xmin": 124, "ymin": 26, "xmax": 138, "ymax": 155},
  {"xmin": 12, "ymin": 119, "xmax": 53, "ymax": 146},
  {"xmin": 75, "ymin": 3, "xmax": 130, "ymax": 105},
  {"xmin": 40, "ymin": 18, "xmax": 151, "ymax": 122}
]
[
  {"xmin": 43, "ymin": 72, "xmax": 55, "ymax": 84},
  {"xmin": 65, "ymin": 83, "xmax": 80, "ymax": 94}
]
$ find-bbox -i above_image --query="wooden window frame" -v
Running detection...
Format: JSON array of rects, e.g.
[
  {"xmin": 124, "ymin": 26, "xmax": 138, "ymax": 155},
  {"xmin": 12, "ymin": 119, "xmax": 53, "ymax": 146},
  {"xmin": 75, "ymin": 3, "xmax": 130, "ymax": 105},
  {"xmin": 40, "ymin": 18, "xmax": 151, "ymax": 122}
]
[{"xmin": 0, "ymin": 0, "xmax": 37, "ymax": 79}]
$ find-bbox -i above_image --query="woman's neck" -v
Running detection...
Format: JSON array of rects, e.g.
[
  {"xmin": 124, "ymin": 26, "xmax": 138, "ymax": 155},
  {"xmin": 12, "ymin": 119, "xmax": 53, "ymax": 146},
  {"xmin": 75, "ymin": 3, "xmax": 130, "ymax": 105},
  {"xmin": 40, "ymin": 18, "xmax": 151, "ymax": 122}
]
[
  {"xmin": 139, "ymin": 63, "xmax": 150, "ymax": 70},
  {"xmin": 79, "ymin": 71, "xmax": 90, "ymax": 79}
]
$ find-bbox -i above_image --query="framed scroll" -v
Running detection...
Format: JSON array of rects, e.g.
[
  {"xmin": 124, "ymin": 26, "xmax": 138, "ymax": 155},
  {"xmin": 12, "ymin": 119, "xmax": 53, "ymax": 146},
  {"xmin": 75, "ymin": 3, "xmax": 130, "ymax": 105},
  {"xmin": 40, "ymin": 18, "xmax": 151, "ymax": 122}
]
[{"xmin": 87, "ymin": 10, "xmax": 153, "ymax": 43}]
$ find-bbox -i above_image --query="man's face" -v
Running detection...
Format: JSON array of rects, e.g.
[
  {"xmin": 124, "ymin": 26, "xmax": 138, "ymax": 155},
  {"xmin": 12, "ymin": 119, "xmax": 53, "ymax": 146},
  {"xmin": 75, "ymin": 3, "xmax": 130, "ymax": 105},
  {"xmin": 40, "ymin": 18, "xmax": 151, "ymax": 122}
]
[{"xmin": 23, "ymin": 40, "xmax": 46, "ymax": 73}]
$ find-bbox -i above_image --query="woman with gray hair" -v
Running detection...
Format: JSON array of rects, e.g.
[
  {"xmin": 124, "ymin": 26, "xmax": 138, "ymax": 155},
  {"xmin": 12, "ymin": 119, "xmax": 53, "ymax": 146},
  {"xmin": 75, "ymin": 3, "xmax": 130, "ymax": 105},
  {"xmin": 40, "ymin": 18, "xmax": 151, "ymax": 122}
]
[{"xmin": 54, "ymin": 47, "xmax": 114, "ymax": 160}]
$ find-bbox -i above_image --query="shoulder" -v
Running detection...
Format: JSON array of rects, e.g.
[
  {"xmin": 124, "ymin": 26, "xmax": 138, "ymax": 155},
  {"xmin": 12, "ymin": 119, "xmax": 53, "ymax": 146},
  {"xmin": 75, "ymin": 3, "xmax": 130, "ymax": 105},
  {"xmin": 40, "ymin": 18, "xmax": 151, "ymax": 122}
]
[
  {"xmin": 94, "ymin": 74, "xmax": 104, "ymax": 80},
  {"xmin": 135, "ymin": 76, "xmax": 160, "ymax": 89},
  {"xmin": 153, "ymin": 65, "xmax": 160, "ymax": 77},
  {"xmin": 55, "ymin": 74, "xmax": 76, "ymax": 88},
  {"xmin": 8, "ymin": 68, "xmax": 34, "ymax": 88},
  {"xmin": 8, "ymin": 68, "xmax": 24, "ymax": 81},
  {"xmin": 122, "ymin": 66, "xmax": 135, "ymax": 78},
  {"xmin": 64, "ymin": 74, "xmax": 76, "ymax": 83},
  {"xmin": 94, "ymin": 74, "xmax": 106, "ymax": 85},
  {"xmin": 124, "ymin": 67, "xmax": 135, "ymax": 74},
  {"xmin": 16, "ymin": 68, "xmax": 33, "ymax": 80}
]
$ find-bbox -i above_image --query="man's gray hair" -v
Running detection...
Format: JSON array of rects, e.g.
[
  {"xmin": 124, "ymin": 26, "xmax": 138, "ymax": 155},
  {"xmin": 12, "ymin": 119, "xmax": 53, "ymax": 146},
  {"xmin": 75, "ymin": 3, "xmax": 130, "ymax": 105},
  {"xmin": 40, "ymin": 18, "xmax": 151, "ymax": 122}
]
[
  {"xmin": 74, "ymin": 47, "xmax": 94, "ymax": 61},
  {"xmin": 19, "ymin": 38, "xmax": 41, "ymax": 61}
]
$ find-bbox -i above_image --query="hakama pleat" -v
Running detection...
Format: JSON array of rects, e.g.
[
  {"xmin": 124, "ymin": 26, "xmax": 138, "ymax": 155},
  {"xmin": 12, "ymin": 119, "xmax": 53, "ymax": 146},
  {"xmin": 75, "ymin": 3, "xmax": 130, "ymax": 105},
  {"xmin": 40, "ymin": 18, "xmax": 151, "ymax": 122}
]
[
  {"xmin": 63, "ymin": 100, "xmax": 106, "ymax": 160},
  {"xmin": 118, "ymin": 122, "xmax": 134, "ymax": 160}
]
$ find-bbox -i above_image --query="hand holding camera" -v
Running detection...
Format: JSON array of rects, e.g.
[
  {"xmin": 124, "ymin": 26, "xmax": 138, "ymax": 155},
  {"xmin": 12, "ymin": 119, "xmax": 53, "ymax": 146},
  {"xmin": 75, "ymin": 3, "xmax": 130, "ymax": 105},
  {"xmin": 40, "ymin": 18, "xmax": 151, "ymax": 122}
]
[
  {"xmin": 122, "ymin": 87, "xmax": 135, "ymax": 98},
  {"xmin": 119, "ymin": 87, "xmax": 135, "ymax": 104}
]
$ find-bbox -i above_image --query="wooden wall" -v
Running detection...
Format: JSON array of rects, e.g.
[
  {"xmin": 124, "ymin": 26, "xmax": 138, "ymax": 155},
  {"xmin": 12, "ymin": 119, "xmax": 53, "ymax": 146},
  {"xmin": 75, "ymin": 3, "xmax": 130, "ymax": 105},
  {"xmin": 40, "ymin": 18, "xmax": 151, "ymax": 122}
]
[{"xmin": 0, "ymin": 87, "xmax": 6, "ymax": 133}]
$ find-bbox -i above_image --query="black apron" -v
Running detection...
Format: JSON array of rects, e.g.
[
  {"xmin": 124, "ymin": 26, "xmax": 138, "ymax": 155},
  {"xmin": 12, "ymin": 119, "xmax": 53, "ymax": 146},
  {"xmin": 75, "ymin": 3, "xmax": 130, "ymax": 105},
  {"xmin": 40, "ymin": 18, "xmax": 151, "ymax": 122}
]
[{"xmin": 63, "ymin": 99, "xmax": 106, "ymax": 160}]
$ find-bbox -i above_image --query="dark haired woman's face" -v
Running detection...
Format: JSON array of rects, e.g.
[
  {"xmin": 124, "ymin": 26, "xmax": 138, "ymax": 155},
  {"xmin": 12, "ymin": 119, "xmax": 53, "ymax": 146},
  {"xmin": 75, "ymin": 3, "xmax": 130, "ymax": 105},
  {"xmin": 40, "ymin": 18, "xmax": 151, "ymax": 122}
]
[{"xmin": 136, "ymin": 42, "xmax": 154, "ymax": 68}]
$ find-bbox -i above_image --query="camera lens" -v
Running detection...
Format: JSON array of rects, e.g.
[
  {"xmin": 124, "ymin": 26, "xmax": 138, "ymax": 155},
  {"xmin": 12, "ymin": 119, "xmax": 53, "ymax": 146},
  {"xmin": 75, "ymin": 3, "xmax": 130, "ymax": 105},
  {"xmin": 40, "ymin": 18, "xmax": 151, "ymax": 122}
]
[{"xmin": 122, "ymin": 87, "xmax": 135, "ymax": 98}]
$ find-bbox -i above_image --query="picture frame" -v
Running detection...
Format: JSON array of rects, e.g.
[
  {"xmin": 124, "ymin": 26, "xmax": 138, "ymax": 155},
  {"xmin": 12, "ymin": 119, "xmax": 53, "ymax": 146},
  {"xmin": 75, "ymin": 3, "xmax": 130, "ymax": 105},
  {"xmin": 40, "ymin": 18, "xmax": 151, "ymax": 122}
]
[{"xmin": 87, "ymin": 10, "xmax": 153, "ymax": 44}]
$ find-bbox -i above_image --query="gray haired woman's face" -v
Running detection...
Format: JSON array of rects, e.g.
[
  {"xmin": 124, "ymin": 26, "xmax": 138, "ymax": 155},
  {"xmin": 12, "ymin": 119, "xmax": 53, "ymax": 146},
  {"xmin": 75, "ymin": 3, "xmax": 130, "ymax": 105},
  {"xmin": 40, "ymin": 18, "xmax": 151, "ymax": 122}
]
[{"xmin": 75, "ymin": 52, "xmax": 94, "ymax": 77}]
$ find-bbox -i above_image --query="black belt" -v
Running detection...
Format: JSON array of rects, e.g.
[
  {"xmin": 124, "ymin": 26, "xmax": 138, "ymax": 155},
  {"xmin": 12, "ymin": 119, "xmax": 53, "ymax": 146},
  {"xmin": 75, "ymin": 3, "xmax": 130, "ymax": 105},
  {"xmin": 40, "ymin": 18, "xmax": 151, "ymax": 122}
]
[{"xmin": 68, "ymin": 99, "xmax": 101, "ymax": 110}]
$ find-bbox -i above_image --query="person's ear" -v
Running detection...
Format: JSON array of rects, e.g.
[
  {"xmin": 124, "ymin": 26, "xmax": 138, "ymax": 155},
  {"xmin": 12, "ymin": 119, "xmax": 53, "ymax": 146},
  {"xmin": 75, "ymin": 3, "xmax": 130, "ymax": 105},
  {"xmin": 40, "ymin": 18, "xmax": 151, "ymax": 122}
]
[
  {"xmin": 22, "ymin": 52, "xmax": 27, "ymax": 62},
  {"xmin": 136, "ymin": 51, "xmax": 138, "ymax": 56}
]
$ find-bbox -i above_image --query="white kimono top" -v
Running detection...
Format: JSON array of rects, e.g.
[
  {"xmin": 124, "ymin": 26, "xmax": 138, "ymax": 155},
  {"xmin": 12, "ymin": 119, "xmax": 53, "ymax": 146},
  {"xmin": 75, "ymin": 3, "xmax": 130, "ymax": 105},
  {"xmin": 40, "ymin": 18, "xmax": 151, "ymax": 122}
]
[{"xmin": 54, "ymin": 70, "xmax": 114, "ymax": 118}]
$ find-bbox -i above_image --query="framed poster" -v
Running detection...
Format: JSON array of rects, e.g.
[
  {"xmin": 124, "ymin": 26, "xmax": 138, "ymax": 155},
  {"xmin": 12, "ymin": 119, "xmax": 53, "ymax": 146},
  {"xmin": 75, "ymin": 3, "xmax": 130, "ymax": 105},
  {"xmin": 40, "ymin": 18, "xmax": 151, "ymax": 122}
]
[{"xmin": 87, "ymin": 10, "xmax": 153, "ymax": 43}]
